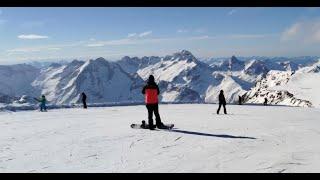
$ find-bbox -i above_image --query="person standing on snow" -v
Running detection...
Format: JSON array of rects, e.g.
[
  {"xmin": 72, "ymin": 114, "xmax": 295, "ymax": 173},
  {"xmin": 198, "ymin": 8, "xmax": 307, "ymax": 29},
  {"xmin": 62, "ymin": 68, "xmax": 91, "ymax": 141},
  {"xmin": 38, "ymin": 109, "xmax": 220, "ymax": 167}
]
[
  {"xmin": 35, "ymin": 95, "xmax": 47, "ymax": 112},
  {"xmin": 238, "ymin": 95, "xmax": 242, "ymax": 105},
  {"xmin": 81, "ymin": 92, "xmax": 87, "ymax": 109},
  {"xmin": 217, "ymin": 90, "xmax": 227, "ymax": 114},
  {"xmin": 263, "ymin": 97, "xmax": 268, "ymax": 106},
  {"xmin": 142, "ymin": 75, "xmax": 165, "ymax": 130}
]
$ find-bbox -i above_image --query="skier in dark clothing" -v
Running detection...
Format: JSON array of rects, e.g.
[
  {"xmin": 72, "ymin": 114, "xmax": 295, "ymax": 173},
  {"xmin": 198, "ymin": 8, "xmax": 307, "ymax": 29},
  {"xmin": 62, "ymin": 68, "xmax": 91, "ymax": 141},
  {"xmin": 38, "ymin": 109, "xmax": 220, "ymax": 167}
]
[
  {"xmin": 142, "ymin": 75, "xmax": 165, "ymax": 130},
  {"xmin": 263, "ymin": 97, "xmax": 268, "ymax": 106},
  {"xmin": 217, "ymin": 90, "xmax": 227, "ymax": 114},
  {"xmin": 81, "ymin": 92, "xmax": 87, "ymax": 109},
  {"xmin": 238, "ymin": 95, "xmax": 242, "ymax": 105}
]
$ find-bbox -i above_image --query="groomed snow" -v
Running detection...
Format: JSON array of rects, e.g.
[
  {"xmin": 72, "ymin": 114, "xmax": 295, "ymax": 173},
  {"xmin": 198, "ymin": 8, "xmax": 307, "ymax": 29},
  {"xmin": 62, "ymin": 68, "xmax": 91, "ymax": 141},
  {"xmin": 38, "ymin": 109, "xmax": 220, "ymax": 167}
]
[{"xmin": 1, "ymin": 104, "xmax": 320, "ymax": 172}]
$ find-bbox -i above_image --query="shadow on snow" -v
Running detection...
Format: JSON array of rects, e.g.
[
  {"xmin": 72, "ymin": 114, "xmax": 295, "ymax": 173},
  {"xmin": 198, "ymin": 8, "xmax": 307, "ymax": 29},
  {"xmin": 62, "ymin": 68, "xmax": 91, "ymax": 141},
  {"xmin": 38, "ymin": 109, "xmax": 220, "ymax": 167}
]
[{"xmin": 169, "ymin": 129, "xmax": 257, "ymax": 140}]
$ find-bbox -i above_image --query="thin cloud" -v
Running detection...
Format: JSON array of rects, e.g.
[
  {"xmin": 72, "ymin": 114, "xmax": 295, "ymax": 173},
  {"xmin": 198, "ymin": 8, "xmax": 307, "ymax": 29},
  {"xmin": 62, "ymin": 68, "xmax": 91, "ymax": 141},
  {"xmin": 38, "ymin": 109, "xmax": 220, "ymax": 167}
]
[
  {"xmin": 127, "ymin": 31, "xmax": 152, "ymax": 38},
  {"xmin": 47, "ymin": 47, "xmax": 61, "ymax": 51},
  {"xmin": 187, "ymin": 35, "xmax": 211, "ymax": 40},
  {"xmin": 87, "ymin": 43, "xmax": 106, "ymax": 47},
  {"xmin": 7, "ymin": 48, "xmax": 42, "ymax": 53},
  {"xmin": 177, "ymin": 29, "xmax": 188, "ymax": 33},
  {"xmin": 281, "ymin": 18, "xmax": 320, "ymax": 43},
  {"xmin": 227, "ymin": 34, "xmax": 277, "ymax": 39},
  {"xmin": 7, "ymin": 47, "xmax": 61, "ymax": 53},
  {"xmin": 85, "ymin": 35, "xmax": 213, "ymax": 47},
  {"xmin": 139, "ymin": 31, "xmax": 152, "ymax": 37},
  {"xmin": 18, "ymin": 34, "xmax": 49, "ymax": 40},
  {"xmin": 228, "ymin": 9, "xmax": 237, "ymax": 16},
  {"xmin": 195, "ymin": 28, "xmax": 207, "ymax": 34},
  {"xmin": 8, "ymin": 33, "xmax": 274, "ymax": 54},
  {"xmin": 100, "ymin": 39, "xmax": 136, "ymax": 46},
  {"xmin": 6, "ymin": 41, "xmax": 85, "ymax": 54},
  {"xmin": 128, "ymin": 33, "xmax": 137, "ymax": 38}
]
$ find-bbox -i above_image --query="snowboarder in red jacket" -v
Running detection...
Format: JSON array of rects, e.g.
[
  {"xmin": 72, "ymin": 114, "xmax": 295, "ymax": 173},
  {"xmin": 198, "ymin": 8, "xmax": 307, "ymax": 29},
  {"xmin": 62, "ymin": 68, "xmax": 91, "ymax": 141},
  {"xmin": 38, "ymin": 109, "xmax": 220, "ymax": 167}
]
[{"xmin": 142, "ymin": 75, "xmax": 165, "ymax": 130}]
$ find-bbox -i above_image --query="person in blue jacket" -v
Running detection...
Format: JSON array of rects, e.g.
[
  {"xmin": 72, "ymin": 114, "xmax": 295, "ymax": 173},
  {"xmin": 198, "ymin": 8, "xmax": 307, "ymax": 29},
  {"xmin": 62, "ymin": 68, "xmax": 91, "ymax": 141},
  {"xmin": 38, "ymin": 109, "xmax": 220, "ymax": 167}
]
[{"xmin": 35, "ymin": 95, "xmax": 47, "ymax": 112}]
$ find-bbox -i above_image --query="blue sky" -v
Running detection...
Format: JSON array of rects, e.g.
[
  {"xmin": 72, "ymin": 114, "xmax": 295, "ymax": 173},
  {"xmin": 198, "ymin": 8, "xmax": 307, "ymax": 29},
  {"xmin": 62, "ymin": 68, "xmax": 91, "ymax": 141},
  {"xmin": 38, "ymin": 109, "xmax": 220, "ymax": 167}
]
[{"xmin": 0, "ymin": 7, "xmax": 320, "ymax": 64}]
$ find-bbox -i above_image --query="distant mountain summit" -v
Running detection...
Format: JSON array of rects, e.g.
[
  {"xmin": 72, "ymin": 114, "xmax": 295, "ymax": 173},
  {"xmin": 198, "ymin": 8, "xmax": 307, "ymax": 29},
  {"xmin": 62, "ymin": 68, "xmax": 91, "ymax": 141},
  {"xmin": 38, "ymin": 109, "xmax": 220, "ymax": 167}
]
[
  {"xmin": 32, "ymin": 57, "xmax": 144, "ymax": 104},
  {"xmin": 215, "ymin": 55, "xmax": 245, "ymax": 71}
]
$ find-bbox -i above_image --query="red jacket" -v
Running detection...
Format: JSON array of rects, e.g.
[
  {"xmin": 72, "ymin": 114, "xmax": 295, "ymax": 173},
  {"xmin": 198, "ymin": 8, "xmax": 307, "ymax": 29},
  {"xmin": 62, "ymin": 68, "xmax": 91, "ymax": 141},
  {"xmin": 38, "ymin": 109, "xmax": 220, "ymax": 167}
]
[{"xmin": 142, "ymin": 82, "xmax": 160, "ymax": 104}]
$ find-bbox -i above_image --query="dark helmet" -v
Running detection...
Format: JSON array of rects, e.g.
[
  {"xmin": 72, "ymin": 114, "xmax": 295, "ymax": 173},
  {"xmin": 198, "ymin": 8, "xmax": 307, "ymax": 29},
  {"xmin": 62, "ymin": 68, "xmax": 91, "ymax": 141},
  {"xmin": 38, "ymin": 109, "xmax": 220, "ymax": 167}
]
[
  {"xmin": 220, "ymin": 90, "xmax": 224, "ymax": 94},
  {"xmin": 42, "ymin": 95, "xmax": 45, "ymax": 98},
  {"xmin": 148, "ymin": 75, "xmax": 155, "ymax": 83}
]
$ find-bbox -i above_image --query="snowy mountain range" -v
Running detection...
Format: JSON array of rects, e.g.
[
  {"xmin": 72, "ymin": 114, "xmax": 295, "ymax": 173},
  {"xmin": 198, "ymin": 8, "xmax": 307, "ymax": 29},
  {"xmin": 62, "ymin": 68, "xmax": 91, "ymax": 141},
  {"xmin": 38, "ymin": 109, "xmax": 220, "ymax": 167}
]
[
  {"xmin": 0, "ymin": 50, "xmax": 319, "ymax": 108},
  {"xmin": 243, "ymin": 61, "xmax": 320, "ymax": 108}
]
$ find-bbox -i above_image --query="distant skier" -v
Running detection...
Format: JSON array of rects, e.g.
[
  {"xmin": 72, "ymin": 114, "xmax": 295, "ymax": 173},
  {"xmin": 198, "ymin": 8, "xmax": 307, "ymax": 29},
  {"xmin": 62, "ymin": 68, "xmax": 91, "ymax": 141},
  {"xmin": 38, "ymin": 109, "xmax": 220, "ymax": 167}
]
[
  {"xmin": 263, "ymin": 97, "xmax": 268, "ymax": 106},
  {"xmin": 238, "ymin": 95, "xmax": 242, "ymax": 105},
  {"xmin": 142, "ymin": 75, "xmax": 165, "ymax": 130},
  {"xmin": 34, "ymin": 95, "xmax": 47, "ymax": 112},
  {"xmin": 217, "ymin": 90, "xmax": 227, "ymax": 114},
  {"xmin": 81, "ymin": 92, "xmax": 87, "ymax": 109}
]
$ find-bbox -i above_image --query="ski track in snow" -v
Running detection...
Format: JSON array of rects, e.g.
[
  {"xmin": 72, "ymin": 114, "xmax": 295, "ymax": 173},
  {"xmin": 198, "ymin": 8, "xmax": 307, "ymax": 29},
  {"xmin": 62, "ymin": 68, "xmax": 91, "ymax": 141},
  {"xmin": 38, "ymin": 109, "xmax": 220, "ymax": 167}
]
[{"xmin": 0, "ymin": 104, "xmax": 320, "ymax": 172}]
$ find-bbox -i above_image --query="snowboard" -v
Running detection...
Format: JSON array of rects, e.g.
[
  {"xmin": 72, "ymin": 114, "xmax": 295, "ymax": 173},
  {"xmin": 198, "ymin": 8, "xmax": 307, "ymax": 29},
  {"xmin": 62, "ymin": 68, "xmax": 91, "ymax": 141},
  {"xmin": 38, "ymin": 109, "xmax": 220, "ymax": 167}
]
[{"xmin": 131, "ymin": 122, "xmax": 174, "ymax": 130}]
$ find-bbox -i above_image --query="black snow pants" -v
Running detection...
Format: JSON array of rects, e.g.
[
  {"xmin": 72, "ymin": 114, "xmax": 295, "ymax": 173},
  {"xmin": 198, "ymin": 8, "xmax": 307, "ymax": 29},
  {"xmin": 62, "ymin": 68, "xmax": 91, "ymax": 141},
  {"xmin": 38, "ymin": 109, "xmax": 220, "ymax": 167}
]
[
  {"xmin": 82, "ymin": 100, "xmax": 87, "ymax": 109},
  {"xmin": 217, "ymin": 103, "xmax": 227, "ymax": 114},
  {"xmin": 146, "ymin": 104, "xmax": 162, "ymax": 128}
]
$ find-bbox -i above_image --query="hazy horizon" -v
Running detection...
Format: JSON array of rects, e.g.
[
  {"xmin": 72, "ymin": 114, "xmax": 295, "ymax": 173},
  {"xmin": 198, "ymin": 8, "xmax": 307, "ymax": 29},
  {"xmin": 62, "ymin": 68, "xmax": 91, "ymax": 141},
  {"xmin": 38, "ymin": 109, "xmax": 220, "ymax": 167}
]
[{"xmin": 1, "ymin": 51, "xmax": 320, "ymax": 66}]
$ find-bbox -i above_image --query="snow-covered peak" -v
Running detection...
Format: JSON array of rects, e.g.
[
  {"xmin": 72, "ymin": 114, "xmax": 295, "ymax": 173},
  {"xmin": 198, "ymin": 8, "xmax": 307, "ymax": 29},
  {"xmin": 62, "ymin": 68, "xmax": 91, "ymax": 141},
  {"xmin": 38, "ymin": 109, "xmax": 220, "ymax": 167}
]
[
  {"xmin": 68, "ymin": 59, "xmax": 85, "ymax": 68},
  {"xmin": 230, "ymin": 55, "xmax": 240, "ymax": 64},
  {"xmin": 243, "ymin": 69, "xmax": 313, "ymax": 107},
  {"xmin": 120, "ymin": 56, "xmax": 140, "ymax": 63},
  {"xmin": 30, "ymin": 57, "xmax": 146, "ymax": 104},
  {"xmin": 49, "ymin": 62, "xmax": 63, "ymax": 68},
  {"xmin": 168, "ymin": 50, "xmax": 198, "ymax": 62},
  {"xmin": 263, "ymin": 70, "xmax": 293, "ymax": 88},
  {"xmin": 244, "ymin": 59, "xmax": 269, "ymax": 75},
  {"xmin": 228, "ymin": 56, "xmax": 245, "ymax": 71},
  {"xmin": 117, "ymin": 56, "xmax": 161, "ymax": 74},
  {"xmin": 0, "ymin": 64, "xmax": 40, "ymax": 97},
  {"xmin": 298, "ymin": 59, "xmax": 320, "ymax": 73},
  {"xmin": 211, "ymin": 56, "xmax": 245, "ymax": 72},
  {"xmin": 278, "ymin": 61, "xmax": 299, "ymax": 71}
]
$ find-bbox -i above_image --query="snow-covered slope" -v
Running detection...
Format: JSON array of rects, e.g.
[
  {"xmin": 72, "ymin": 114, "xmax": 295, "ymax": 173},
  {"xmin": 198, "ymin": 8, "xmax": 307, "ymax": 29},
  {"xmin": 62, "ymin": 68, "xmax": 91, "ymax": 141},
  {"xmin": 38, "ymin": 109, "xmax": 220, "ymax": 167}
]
[
  {"xmin": 243, "ymin": 59, "xmax": 270, "ymax": 76},
  {"xmin": 213, "ymin": 56, "xmax": 245, "ymax": 71},
  {"xmin": 270, "ymin": 61, "xmax": 320, "ymax": 108},
  {"xmin": 32, "ymin": 60, "xmax": 85, "ymax": 103},
  {"xmin": 203, "ymin": 56, "xmax": 319, "ymax": 70},
  {"xmin": 137, "ymin": 51, "xmax": 254, "ymax": 103},
  {"xmin": 33, "ymin": 58, "xmax": 145, "ymax": 104},
  {"xmin": 1, "ymin": 104, "xmax": 320, "ymax": 172},
  {"xmin": 117, "ymin": 56, "xmax": 160, "ymax": 75},
  {"xmin": 0, "ymin": 64, "xmax": 40, "ymax": 97},
  {"xmin": 138, "ymin": 50, "xmax": 211, "ymax": 102},
  {"xmin": 28, "ymin": 60, "xmax": 71, "ymax": 69},
  {"xmin": 242, "ymin": 62, "xmax": 320, "ymax": 107}
]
